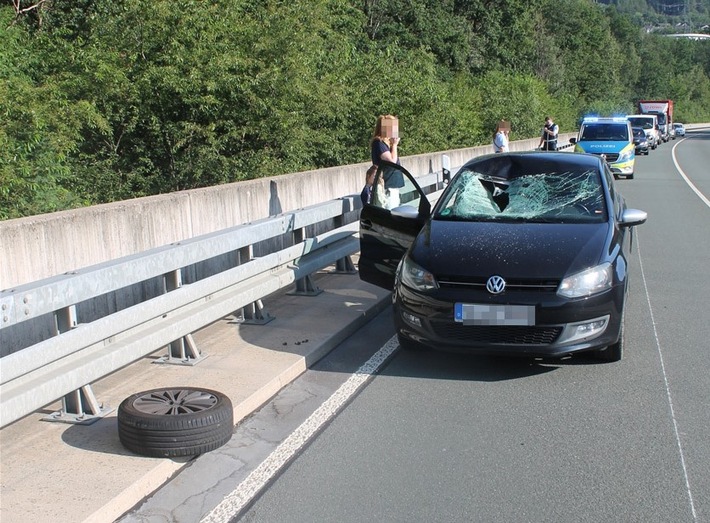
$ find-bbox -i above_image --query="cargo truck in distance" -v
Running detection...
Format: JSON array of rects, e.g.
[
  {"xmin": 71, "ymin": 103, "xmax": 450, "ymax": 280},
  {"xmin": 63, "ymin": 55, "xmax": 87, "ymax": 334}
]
[{"xmin": 638, "ymin": 100, "xmax": 673, "ymax": 142}]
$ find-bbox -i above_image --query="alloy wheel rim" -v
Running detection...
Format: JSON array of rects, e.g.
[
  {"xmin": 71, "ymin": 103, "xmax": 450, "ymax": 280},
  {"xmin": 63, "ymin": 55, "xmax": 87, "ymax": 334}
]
[{"xmin": 132, "ymin": 389, "xmax": 218, "ymax": 415}]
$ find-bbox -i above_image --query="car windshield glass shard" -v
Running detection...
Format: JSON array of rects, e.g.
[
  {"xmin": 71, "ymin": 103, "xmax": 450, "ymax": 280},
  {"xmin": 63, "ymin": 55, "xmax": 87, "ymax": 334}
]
[{"xmin": 435, "ymin": 169, "xmax": 605, "ymax": 223}]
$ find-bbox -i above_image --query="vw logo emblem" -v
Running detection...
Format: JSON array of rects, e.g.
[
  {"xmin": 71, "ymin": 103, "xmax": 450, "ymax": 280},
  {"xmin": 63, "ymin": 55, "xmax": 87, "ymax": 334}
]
[{"xmin": 486, "ymin": 275, "xmax": 506, "ymax": 294}]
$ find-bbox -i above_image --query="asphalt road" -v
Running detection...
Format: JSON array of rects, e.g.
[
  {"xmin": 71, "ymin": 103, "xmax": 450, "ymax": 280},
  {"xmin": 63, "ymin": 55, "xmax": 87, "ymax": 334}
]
[{"xmin": 122, "ymin": 131, "xmax": 709, "ymax": 523}]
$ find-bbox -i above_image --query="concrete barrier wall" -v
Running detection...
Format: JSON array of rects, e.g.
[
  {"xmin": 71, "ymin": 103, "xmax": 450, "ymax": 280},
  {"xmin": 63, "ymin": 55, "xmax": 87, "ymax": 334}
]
[{"xmin": 0, "ymin": 135, "xmax": 565, "ymax": 289}]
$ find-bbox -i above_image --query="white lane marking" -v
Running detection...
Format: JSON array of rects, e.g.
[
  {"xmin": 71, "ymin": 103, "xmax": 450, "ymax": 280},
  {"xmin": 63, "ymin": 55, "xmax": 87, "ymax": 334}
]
[
  {"xmin": 201, "ymin": 335, "xmax": 400, "ymax": 523},
  {"xmin": 637, "ymin": 234, "xmax": 698, "ymax": 521},
  {"xmin": 671, "ymin": 137, "xmax": 710, "ymax": 207}
]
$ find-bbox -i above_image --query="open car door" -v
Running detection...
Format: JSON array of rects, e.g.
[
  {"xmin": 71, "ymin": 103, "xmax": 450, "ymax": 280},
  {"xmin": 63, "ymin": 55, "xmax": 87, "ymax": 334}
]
[{"xmin": 359, "ymin": 161, "xmax": 430, "ymax": 290}]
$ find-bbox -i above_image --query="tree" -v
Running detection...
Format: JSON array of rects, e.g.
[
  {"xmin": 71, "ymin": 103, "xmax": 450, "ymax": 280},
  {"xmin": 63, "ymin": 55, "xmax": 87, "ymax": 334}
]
[{"xmin": 0, "ymin": 9, "xmax": 87, "ymax": 218}]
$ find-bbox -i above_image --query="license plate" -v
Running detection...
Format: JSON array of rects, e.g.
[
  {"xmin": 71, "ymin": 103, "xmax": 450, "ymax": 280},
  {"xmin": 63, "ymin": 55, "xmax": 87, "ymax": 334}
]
[{"xmin": 454, "ymin": 303, "xmax": 535, "ymax": 326}]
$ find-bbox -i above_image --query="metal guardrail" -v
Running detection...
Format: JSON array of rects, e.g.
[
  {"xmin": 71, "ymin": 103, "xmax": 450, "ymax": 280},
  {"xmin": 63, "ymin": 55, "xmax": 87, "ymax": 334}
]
[
  {"xmin": 0, "ymin": 169, "xmax": 446, "ymax": 429},
  {"xmin": 0, "ymin": 197, "xmax": 365, "ymax": 427}
]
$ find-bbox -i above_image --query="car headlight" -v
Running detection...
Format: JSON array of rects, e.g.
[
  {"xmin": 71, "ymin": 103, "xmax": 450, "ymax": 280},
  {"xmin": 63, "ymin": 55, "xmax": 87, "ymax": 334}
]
[
  {"xmin": 400, "ymin": 256, "xmax": 439, "ymax": 291},
  {"xmin": 618, "ymin": 148, "xmax": 633, "ymax": 162},
  {"xmin": 557, "ymin": 263, "xmax": 613, "ymax": 298}
]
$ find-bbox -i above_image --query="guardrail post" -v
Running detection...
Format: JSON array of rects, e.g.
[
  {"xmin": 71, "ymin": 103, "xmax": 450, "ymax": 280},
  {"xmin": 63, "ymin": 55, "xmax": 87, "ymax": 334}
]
[
  {"xmin": 234, "ymin": 245, "xmax": 275, "ymax": 324},
  {"xmin": 43, "ymin": 305, "xmax": 114, "ymax": 425},
  {"xmin": 288, "ymin": 227, "xmax": 323, "ymax": 296},
  {"xmin": 154, "ymin": 269, "xmax": 207, "ymax": 365},
  {"xmin": 332, "ymin": 215, "xmax": 357, "ymax": 275},
  {"xmin": 235, "ymin": 299, "xmax": 274, "ymax": 324},
  {"xmin": 441, "ymin": 154, "xmax": 451, "ymax": 187}
]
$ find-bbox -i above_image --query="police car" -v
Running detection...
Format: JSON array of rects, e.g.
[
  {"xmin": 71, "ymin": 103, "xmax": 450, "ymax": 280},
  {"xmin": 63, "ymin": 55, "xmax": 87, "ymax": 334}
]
[{"xmin": 569, "ymin": 117, "xmax": 635, "ymax": 179}]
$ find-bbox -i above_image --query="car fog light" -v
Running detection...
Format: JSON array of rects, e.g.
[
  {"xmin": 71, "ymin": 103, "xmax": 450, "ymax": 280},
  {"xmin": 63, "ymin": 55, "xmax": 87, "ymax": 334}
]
[
  {"xmin": 557, "ymin": 315, "xmax": 609, "ymax": 344},
  {"xmin": 402, "ymin": 311, "xmax": 422, "ymax": 327}
]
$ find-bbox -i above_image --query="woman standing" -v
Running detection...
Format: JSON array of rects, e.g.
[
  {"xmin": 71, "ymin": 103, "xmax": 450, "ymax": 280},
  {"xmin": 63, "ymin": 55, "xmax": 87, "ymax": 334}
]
[{"xmin": 370, "ymin": 115, "xmax": 403, "ymax": 207}]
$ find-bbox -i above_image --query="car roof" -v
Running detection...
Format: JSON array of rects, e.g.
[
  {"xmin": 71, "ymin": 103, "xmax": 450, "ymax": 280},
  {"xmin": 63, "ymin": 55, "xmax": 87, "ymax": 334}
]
[
  {"xmin": 461, "ymin": 152, "xmax": 603, "ymax": 180},
  {"xmin": 582, "ymin": 117, "xmax": 630, "ymax": 125}
]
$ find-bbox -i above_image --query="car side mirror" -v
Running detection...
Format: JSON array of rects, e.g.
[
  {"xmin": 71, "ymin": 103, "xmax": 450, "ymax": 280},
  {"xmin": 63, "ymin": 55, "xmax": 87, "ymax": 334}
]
[
  {"xmin": 569, "ymin": 137, "xmax": 577, "ymax": 145},
  {"xmin": 620, "ymin": 208, "xmax": 647, "ymax": 227}
]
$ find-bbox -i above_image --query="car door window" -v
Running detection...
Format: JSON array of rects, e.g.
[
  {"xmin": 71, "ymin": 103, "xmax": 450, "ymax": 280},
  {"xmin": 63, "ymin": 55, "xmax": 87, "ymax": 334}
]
[{"xmin": 371, "ymin": 163, "xmax": 423, "ymax": 212}]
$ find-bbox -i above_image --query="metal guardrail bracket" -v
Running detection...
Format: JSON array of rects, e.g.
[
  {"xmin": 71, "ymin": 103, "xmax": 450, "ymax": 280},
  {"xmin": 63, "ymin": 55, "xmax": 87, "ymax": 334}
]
[
  {"xmin": 287, "ymin": 274, "xmax": 323, "ymax": 296},
  {"xmin": 154, "ymin": 334, "xmax": 207, "ymax": 366},
  {"xmin": 234, "ymin": 299, "xmax": 275, "ymax": 325},
  {"xmin": 42, "ymin": 385, "xmax": 115, "ymax": 425},
  {"xmin": 333, "ymin": 255, "xmax": 357, "ymax": 274}
]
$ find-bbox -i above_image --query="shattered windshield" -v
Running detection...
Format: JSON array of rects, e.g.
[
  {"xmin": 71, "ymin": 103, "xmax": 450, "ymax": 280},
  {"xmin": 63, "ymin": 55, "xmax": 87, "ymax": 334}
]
[{"xmin": 434, "ymin": 168, "xmax": 606, "ymax": 223}]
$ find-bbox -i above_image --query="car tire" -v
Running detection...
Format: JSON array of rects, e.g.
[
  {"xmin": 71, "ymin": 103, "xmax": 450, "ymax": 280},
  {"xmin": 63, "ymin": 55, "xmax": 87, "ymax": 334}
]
[
  {"xmin": 397, "ymin": 333, "xmax": 427, "ymax": 351},
  {"xmin": 118, "ymin": 387, "xmax": 234, "ymax": 458},
  {"xmin": 627, "ymin": 173, "xmax": 634, "ymax": 180},
  {"xmin": 594, "ymin": 315, "xmax": 624, "ymax": 363}
]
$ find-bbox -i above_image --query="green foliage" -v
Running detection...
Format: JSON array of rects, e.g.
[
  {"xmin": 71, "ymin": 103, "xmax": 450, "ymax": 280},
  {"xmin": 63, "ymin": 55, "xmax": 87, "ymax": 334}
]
[
  {"xmin": 540, "ymin": 0, "xmax": 628, "ymax": 106},
  {"xmin": 2, "ymin": 0, "xmax": 710, "ymax": 219},
  {"xmin": 0, "ymin": 10, "xmax": 88, "ymax": 219},
  {"xmin": 599, "ymin": 0, "xmax": 710, "ymax": 28}
]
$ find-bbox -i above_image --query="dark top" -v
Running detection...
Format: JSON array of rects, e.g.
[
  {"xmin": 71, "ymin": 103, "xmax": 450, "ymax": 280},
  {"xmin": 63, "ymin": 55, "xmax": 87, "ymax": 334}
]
[
  {"xmin": 370, "ymin": 139, "xmax": 404, "ymax": 189},
  {"xmin": 371, "ymin": 139, "xmax": 389, "ymax": 166},
  {"xmin": 541, "ymin": 123, "xmax": 558, "ymax": 150}
]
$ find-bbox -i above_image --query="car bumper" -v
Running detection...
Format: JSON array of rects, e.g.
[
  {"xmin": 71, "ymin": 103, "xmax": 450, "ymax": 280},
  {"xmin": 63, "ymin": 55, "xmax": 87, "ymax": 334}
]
[
  {"xmin": 393, "ymin": 283, "xmax": 624, "ymax": 357},
  {"xmin": 609, "ymin": 159, "xmax": 634, "ymax": 175}
]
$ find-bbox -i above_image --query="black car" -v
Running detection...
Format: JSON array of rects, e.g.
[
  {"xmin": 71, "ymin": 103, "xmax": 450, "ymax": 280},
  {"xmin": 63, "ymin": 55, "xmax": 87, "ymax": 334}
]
[
  {"xmin": 359, "ymin": 152, "xmax": 647, "ymax": 362},
  {"xmin": 632, "ymin": 126, "xmax": 650, "ymax": 155}
]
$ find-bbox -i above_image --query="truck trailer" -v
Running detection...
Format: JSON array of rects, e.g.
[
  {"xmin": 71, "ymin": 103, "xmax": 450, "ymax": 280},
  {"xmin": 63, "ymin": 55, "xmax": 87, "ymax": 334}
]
[{"xmin": 638, "ymin": 100, "xmax": 674, "ymax": 142}]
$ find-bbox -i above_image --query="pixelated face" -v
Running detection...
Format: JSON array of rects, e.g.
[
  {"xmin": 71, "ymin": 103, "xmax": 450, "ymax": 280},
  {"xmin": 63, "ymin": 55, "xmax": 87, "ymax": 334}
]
[{"xmin": 382, "ymin": 118, "xmax": 399, "ymax": 138}]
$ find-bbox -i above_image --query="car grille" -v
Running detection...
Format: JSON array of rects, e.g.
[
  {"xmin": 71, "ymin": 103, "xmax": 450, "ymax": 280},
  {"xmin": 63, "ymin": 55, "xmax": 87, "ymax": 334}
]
[
  {"xmin": 438, "ymin": 277, "xmax": 559, "ymax": 293},
  {"xmin": 431, "ymin": 323, "xmax": 562, "ymax": 345},
  {"xmin": 591, "ymin": 152, "xmax": 620, "ymax": 162}
]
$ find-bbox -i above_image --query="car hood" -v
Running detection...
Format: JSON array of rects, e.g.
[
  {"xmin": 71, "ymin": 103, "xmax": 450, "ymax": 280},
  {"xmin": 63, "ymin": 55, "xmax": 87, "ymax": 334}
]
[{"xmin": 411, "ymin": 220, "xmax": 610, "ymax": 279}]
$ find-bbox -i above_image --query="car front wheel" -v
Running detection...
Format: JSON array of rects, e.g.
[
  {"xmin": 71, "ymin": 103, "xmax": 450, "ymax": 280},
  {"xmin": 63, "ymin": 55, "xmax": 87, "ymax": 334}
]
[
  {"xmin": 397, "ymin": 333, "xmax": 427, "ymax": 351},
  {"xmin": 594, "ymin": 315, "xmax": 624, "ymax": 363}
]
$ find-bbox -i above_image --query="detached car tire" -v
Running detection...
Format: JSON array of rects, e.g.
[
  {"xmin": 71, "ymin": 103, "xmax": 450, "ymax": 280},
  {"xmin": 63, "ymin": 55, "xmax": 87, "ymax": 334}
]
[{"xmin": 118, "ymin": 387, "xmax": 233, "ymax": 458}]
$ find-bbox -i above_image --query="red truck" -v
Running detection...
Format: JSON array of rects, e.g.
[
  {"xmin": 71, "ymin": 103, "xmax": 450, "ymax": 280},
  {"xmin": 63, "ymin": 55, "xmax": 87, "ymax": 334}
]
[{"xmin": 638, "ymin": 100, "xmax": 674, "ymax": 142}]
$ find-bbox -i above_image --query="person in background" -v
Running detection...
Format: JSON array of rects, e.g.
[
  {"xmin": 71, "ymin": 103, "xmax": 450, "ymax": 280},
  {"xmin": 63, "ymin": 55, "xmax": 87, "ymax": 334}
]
[
  {"xmin": 538, "ymin": 116, "xmax": 559, "ymax": 151},
  {"xmin": 370, "ymin": 115, "xmax": 403, "ymax": 207},
  {"xmin": 360, "ymin": 164, "xmax": 378, "ymax": 206},
  {"xmin": 493, "ymin": 120, "xmax": 510, "ymax": 153}
]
